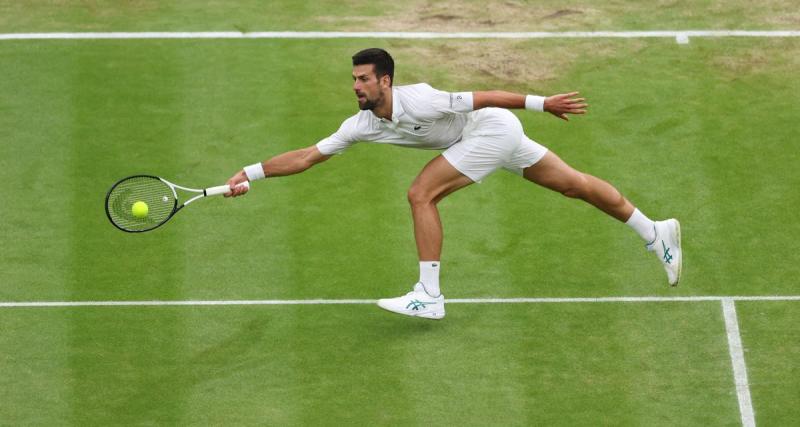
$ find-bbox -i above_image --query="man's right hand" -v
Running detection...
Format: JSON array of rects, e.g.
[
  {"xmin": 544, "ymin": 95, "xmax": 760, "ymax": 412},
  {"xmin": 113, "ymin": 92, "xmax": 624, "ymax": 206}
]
[{"xmin": 225, "ymin": 170, "xmax": 250, "ymax": 197}]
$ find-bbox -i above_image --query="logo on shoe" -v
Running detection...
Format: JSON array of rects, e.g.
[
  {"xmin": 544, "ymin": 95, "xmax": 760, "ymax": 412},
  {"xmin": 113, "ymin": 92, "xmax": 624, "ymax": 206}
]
[
  {"xmin": 662, "ymin": 240, "xmax": 673, "ymax": 264},
  {"xmin": 406, "ymin": 299, "xmax": 437, "ymax": 311}
]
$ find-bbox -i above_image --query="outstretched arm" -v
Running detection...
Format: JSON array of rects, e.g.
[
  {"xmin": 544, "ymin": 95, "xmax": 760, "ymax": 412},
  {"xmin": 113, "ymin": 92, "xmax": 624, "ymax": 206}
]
[
  {"xmin": 472, "ymin": 90, "xmax": 588, "ymax": 121},
  {"xmin": 225, "ymin": 145, "xmax": 332, "ymax": 197}
]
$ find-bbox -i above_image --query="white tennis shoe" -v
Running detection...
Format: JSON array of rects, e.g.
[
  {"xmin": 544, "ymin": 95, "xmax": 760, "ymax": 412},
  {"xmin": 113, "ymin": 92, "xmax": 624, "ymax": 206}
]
[
  {"xmin": 647, "ymin": 219, "xmax": 682, "ymax": 286},
  {"xmin": 377, "ymin": 283, "xmax": 445, "ymax": 320}
]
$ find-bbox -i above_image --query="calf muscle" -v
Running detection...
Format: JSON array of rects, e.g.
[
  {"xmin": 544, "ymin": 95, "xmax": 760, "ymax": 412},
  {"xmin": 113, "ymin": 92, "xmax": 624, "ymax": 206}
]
[{"xmin": 523, "ymin": 152, "xmax": 634, "ymax": 222}]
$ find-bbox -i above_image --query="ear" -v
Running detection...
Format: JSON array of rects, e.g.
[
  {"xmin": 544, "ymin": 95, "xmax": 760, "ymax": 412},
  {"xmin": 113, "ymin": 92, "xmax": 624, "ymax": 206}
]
[{"xmin": 379, "ymin": 74, "xmax": 392, "ymax": 89}]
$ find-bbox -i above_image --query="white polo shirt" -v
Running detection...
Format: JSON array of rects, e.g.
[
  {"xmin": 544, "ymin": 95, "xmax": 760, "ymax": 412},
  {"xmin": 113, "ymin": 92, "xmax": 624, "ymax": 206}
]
[{"xmin": 316, "ymin": 83, "xmax": 474, "ymax": 155}]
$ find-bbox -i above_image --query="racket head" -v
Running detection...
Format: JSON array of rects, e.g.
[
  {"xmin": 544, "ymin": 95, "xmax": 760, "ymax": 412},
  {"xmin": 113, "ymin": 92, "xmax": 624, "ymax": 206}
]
[{"xmin": 105, "ymin": 175, "xmax": 178, "ymax": 232}]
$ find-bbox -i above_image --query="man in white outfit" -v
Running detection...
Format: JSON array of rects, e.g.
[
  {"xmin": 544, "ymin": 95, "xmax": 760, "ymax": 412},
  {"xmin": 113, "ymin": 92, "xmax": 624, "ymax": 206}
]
[{"xmin": 226, "ymin": 48, "xmax": 682, "ymax": 320}]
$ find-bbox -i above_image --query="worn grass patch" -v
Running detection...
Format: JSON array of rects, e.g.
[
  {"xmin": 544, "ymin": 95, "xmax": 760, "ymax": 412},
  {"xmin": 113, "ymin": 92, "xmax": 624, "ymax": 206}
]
[
  {"xmin": 386, "ymin": 38, "xmax": 645, "ymax": 93},
  {"xmin": 2, "ymin": 0, "xmax": 799, "ymax": 32}
]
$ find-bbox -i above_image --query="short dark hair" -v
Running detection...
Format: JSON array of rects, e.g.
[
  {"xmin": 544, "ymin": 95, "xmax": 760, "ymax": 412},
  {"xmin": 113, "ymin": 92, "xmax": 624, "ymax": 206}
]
[{"xmin": 352, "ymin": 48, "xmax": 394, "ymax": 86}]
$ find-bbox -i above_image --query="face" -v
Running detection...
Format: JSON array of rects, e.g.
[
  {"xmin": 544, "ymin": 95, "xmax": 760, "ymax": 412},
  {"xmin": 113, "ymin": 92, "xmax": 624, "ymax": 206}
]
[{"xmin": 352, "ymin": 64, "xmax": 389, "ymax": 111}]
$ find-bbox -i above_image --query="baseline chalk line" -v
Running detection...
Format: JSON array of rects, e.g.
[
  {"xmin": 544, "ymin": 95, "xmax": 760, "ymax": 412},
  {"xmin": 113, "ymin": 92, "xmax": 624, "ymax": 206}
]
[
  {"xmin": 1, "ymin": 295, "xmax": 798, "ymax": 308},
  {"xmin": 1, "ymin": 30, "xmax": 800, "ymax": 41}
]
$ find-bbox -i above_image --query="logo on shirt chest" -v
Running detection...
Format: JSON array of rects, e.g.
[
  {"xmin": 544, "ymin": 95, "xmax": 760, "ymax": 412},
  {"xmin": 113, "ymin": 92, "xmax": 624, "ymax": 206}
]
[{"xmin": 401, "ymin": 123, "xmax": 426, "ymax": 134}]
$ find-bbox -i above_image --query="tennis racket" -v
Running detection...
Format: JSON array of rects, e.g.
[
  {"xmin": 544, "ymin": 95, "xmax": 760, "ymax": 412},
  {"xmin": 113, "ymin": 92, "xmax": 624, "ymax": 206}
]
[{"xmin": 105, "ymin": 175, "xmax": 249, "ymax": 233}]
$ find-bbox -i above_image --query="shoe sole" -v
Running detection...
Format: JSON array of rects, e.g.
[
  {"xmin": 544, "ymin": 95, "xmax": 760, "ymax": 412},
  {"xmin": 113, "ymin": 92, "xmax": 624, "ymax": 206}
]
[
  {"xmin": 671, "ymin": 219, "xmax": 682, "ymax": 287},
  {"xmin": 376, "ymin": 301, "xmax": 445, "ymax": 320}
]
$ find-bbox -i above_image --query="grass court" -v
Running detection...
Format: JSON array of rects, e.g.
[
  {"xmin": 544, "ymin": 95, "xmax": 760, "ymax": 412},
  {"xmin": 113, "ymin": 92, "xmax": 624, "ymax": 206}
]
[{"xmin": 1, "ymin": 1, "xmax": 799, "ymax": 425}]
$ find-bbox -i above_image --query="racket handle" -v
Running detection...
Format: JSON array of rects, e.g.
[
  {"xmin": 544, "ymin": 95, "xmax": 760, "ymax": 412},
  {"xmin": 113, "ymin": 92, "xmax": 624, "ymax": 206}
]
[{"xmin": 205, "ymin": 181, "xmax": 250, "ymax": 197}]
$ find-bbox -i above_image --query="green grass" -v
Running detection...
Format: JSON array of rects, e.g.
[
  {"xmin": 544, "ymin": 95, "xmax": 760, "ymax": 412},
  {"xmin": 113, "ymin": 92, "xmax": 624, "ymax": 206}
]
[
  {"xmin": 1, "ymin": 3, "xmax": 799, "ymax": 426},
  {"xmin": 2, "ymin": 37, "xmax": 799, "ymax": 301},
  {"xmin": 736, "ymin": 302, "xmax": 800, "ymax": 425},
  {"xmin": 1, "ymin": 303, "xmax": 742, "ymax": 425}
]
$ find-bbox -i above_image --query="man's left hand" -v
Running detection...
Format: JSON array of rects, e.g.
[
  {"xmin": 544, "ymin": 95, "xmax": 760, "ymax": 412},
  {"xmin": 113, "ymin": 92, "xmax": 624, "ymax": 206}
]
[{"xmin": 544, "ymin": 92, "xmax": 588, "ymax": 121}]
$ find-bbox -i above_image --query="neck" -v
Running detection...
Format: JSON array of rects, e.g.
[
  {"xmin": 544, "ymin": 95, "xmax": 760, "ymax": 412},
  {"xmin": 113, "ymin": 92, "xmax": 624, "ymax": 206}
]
[{"xmin": 372, "ymin": 88, "xmax": 393, "ymax": 120}]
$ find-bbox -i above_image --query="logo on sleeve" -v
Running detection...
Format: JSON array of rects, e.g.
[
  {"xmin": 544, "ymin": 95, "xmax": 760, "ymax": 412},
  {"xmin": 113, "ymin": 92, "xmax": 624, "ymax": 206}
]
[
  {"xmin": 414, "ymin": 125, "xmax": 422, "ymax": 130},
  {"xmin": 450, "ymin": 93, "xmax": 465, "ymax": 109}
]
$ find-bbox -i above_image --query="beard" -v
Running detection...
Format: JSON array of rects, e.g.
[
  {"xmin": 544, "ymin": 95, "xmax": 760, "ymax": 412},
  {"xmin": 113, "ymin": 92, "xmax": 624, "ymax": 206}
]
[
  {"xmin": 358, "ymin": 99, "xmax": 377, "ymax": 111},
  {"xmin": 357, "ymin": 92, "xmax": 383, "ymax": 111}
]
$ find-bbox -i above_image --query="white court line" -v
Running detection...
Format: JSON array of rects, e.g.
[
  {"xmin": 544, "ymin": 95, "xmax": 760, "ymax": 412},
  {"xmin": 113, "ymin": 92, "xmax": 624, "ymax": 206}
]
[
  {"xmin": 1, "ymin": 295, "xmax": 799, "ymax": 308},
  {"xmin": 1, "ymin": 30, "xmax": 800, "ymax": 41},
  {"xmin": 722, "ymin": 298, "xmax": 756, "ymax": 427}
]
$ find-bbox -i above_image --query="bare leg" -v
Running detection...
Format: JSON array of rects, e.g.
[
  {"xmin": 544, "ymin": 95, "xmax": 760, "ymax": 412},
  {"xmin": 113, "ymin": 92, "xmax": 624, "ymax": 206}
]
[
  {"xmin": 523, "ymin": 151, "xmax": 634, "ymax": 221},
  {"xmin": 407, "ymin": 156, "xmax": 474, "ymax": 260}
]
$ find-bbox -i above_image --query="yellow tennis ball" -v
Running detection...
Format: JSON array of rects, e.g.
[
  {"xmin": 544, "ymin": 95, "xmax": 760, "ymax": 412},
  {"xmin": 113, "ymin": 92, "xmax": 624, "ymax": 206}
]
[{"xmin": 132, "ymin": 201, "xmax": 149, "ymax": 218}]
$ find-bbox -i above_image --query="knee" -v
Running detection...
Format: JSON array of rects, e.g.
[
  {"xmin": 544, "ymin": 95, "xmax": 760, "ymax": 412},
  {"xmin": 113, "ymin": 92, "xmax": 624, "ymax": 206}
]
[
  {"xmin": 560, "ymin": 174, "xmax": 590, "ymax": 199},
  {"xmin": 407, "ymin": 185, "xmax": 434, "ymax": 208}
]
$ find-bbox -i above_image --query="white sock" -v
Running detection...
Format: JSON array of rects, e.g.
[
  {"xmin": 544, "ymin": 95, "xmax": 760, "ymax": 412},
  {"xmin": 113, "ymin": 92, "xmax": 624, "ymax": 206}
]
[
  {"xmin": 419, "ymin": 261, "xmax": 441, "ymax": 297},
  {"xmin": 626, "ymin": 208, "xmax": 656, "ymax": 243}
]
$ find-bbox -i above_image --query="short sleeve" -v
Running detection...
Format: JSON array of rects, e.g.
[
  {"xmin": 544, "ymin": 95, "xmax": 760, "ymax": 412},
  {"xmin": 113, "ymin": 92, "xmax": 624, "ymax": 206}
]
[
  {"xmin": 413, "ymin": 84, "xmax": 474, "ymax": 117},
  {"xmin": 316, "ymin": 115, "xmax": 360, "ymax": 155},
  {"xmin": 446, "ymin": 91, "xmax": 474, "ymax": 113}
]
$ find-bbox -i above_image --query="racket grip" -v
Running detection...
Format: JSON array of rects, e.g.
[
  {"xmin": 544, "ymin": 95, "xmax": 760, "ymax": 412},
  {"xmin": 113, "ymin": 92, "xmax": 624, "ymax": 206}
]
[{"xmin": 205, "ymin": 181, "xmax": 250, "ymax": 197}]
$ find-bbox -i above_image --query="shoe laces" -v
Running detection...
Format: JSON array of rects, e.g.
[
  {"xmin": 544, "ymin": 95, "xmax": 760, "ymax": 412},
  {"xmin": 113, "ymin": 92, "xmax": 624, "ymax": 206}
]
[{"xmin": 402, "ymin": 283, "xmax": 426, "ymax": 297}]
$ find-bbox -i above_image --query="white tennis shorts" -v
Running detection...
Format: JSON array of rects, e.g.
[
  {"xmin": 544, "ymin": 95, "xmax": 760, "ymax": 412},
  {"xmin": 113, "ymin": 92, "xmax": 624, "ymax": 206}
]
[{"xmin": 442, "ymin": 108, "xmax": 548, "ymax": 182}]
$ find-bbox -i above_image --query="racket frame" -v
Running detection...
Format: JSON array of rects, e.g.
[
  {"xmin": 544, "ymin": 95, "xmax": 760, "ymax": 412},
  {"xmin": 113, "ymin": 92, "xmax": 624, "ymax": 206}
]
[{"xmin": 105, "ymin": 174, "xmax": 246, "ymax": 233}]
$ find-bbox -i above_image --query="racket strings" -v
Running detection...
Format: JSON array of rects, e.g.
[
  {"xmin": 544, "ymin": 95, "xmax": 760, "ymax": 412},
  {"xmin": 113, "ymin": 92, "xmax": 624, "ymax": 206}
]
[{"xmin": 106, "ymin": 176, "xmax": 176, "ymax": 232}]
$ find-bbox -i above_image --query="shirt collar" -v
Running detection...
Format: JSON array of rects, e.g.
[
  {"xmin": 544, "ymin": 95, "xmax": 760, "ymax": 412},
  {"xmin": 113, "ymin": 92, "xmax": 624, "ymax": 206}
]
[{"xmin": 374, "ymin": 87, "xmax": 403, "ymax": 125}]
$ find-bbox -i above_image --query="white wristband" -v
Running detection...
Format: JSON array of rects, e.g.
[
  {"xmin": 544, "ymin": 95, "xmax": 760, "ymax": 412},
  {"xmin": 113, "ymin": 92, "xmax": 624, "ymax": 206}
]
[
  {"xmin": 524, "ymin": 95, "xmax": 546, "ymax": 112},
  {"xmin": 244, "ymin": 163, "xmax": 266, "ymax": 181}
]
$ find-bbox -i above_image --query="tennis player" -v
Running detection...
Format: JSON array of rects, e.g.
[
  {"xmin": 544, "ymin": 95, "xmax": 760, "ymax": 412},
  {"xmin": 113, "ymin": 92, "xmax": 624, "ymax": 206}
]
[{"xmin": 225, "ymin": 48, "xmax": 681, "ymax": 320}]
